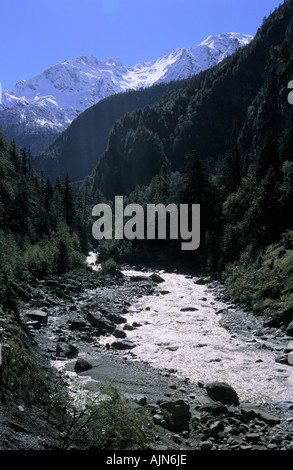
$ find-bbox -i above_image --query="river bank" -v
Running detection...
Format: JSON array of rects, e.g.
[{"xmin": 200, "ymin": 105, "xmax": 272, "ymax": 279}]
[{"xmin": 1, "ymin": 263, "xmax": 293, "ymax": 451}]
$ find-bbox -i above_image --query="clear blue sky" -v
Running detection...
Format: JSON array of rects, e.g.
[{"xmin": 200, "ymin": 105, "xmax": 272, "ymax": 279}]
[{"xmin": 0, "ymin": 0, "xmax": 282, "ymax": 91}]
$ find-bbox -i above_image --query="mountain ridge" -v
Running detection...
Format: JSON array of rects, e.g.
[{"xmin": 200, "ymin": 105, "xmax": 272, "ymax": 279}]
[{"xmin": 0, "ymin": 32, "xmax": 252, "ymax": 154}]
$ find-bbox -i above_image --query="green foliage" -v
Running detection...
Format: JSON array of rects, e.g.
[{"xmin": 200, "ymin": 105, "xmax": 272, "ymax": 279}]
[
  {"xmin": 90, "ymin": 0, "xmax": 293, "ymax": 202},
  {"xmin": 0, "ymin": 135, "xmax": 89, "ymax": 307},
  {"xmin": 24, "ymin": 240, "xmax": 56, "ymax": 278},
  {"xmin": 100, "ymin": 257, "xmax": 122, "ymax": 276},
  {"xmin": 54, "ymin": 221, "xmax": 85, "ymax": 275},
  {"xmin": 61, "ymin": 386, "xmax": 152, "ymax": 450},
  {"xmin": 222, "ymin": 230, "xmax": 293, "ymax": 320},
  {"xmin": 0, "ymin": 331, "xmax": 49, "ymax": 405}
]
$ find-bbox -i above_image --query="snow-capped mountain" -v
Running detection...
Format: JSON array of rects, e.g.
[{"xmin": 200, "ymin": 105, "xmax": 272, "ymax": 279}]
[{"xmin": 0, "ymin": 33, "xmax": 253, "ymax": 153}]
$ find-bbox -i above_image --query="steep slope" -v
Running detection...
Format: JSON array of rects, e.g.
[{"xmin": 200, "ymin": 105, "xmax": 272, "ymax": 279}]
[
  {"xmin": 0, "ymin": 33, "xmax": 252, "ymax": 154},
  {"xmin": 32, "ymin": 81, "xmax": 180, "ymax": 182},
  {"xmin": 91, "ymin": 2, "xmax": 293, "ymax": 199}
]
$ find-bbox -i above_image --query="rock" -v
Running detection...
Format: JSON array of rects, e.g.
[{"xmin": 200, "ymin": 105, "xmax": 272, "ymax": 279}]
[
  {"xmin": 245, "ymin": 433, "xmax": 261, "ymax": 444},
  {"xmin": 74, "ymin": 358, "xmax": 93, "ymax": 373},
  {"xmin": 135, "ymin": 396, "xmax": 147, "ymax": 406},
  {"xmin": 197, "ymin": 402, "xmax": 229, "ymax": 415},
  {"xmin": 25, "ymin": 310, "xmax": 48, "ymax": 325},
  {"xmin": 180, "ymin": 307, "xmax": 198, "ymax": 312},
  {"xmin": 111, "ymin": 339, "xmax": 136, "ymax": 350},
  {"xmin": 68, "ymin": 321, "xmax": 87, "ymax": 331},
  {"xmin": 205, "ymin": 381, "xmax": 240, "ymax": 405},
  {"xmin": 263, "ymin": 317, "xmax": 279, "ymax": 328},
  {"xmin": 113, "ymin": 328, "xmax": 127, "ymax": 338},
  {"xmin": 130, "ymin": 275, "xmax": 149, "ymax": 282},
  {"xmin": 285, "ymin": 340, "xmax": 293, "ymax": 352},
  {"xmin": 153, "ymin": 414, "xmax": 164, "ymax": 425},
  {"xmin": 86, "ymin": 311, "xmax": 116, "ymax": 334},
  {"xmin": 287, "ymin": 351, "xmax": 293, "ymax": 365},
  {"xmin": 26, "ymin": 320, "xmax": 42, "ymax": 330},
  {"xmin": 242, "ymin": 408, "xmax": 280, "ymax": 425},
  {"xmin": 286, "ymin": 321, "xmax": 293, "ymax": 337},
  {"xmin": 149, "ymin": 273, "xmax": 165, "ymax": 284},
  {"xmin": 194, "ymin": 277, "xmax": 210, "ymax": 285},
  {"xmin": 200, "ymin": 440, "xmax": 213, "ymax": 450},
  {"xmin": 107, "ymin": 311, "xmax": 127, "ymax": 324},
  {"xmin": 159, "ymin": 400, "xmax": 190, "ymax": 432},
  {"xmin": 56, "ymin": 342, "xmax": 79, "ymax": 358},
  {"xmin": 275, "ymin": 353, "xmax": 288, "ymax": 364},
  {"xmin": 123, "ymin": 324, "xmax": 134, "ymax": 331}
]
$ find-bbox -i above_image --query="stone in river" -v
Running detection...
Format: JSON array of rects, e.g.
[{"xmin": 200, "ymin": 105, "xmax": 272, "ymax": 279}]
[
  {"xmin": 180, "ymin": 307, "xmax": 198, "ymax": 312},
  {"xmin": 205, "ymin": 381, "xmax": 240, "ymax": 405},
  {"xmin": 113, "ymin": 328, "xmax": 127, "ymax": 338},
  {"xmin": 149, "ymin": 273, "xmax": 165, "ymax": 283},
  {"xmin": 74, "ymin": 358, "xmax": 93, "ymax": 373},
  {"xmin": 288, "ymin": 351, "xmax": 293, "ymax": 365},
  {"xmin": 111, "ymin": 339, "xmax": 136, "ymax": 350}
]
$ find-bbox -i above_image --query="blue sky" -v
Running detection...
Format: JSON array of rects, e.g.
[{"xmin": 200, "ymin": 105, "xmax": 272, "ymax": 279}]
[{"xmin": 0, "ymin": 0, "xmax": 282, "ymax": 91}]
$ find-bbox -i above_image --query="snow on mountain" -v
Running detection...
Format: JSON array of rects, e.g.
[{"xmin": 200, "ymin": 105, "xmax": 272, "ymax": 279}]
[{"xmin": 0, "ymin": 33, "xmax": 253, "ymax": 153}]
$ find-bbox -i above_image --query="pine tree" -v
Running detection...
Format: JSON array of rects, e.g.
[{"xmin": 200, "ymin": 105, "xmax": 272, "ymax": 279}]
[
  {"xmin": 64, "ymin": 173, "xmax": 75, "ymax": 231},
  {"xmin": 255, "ymin": 132, "xmax": 281, "ymax": 182},
  {"xmin": 222, "ymin": 123, "xmax": 241, "ymax": 196}
]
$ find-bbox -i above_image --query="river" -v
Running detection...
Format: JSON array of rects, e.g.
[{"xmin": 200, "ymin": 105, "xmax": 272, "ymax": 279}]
[{"xmin": 90, "ymin": 260, "xmax": 293, "ymax": 406}]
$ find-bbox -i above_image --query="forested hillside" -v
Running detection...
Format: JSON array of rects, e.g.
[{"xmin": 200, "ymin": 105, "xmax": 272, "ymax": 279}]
[
  {"xmin": 91, "ymin": 1, "xmax": 293, "ymax": 322},
  {"xmin": 0, "ymin": 135, "xmax": 90, "ymax": 308},
  {"xmin": 33, "ymin": 81, "xmax": 181, "ymax": 183},
  {"xmin": 91, "ymin": 1, "xmax": 293, "ymax": 199}
]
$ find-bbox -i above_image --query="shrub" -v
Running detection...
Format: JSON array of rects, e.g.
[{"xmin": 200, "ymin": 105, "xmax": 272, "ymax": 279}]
[
  {"xmin": 100, "ymin": 258, "xmax": 122, "ymax": 276},
  {"xmin": 61, "ymin": 385, "xmax": 152, "ymax": 450}
]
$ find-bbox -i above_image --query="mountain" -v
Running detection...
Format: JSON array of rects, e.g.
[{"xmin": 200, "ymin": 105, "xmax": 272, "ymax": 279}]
[
  {"xmin": 0, "ymin": 33, "xmax": 252, "ymax": 154},
  {"xmin": 32, "ymin": 81, "xmax": 181, "ymax": 182},
  {"xmin": 90, "ymin": 2, "xmax": 293, "ymax": 199}
]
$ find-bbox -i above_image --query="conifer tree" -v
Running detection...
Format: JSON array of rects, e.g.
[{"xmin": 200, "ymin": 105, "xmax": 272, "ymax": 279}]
[{"xmin": 222, "ymin": 124, "xmax": 241, "ymax": 196}]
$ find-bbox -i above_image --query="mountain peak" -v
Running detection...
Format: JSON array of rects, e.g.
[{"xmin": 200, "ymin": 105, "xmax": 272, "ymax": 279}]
[{"xmin": 0, "ymin": 32, "xmax": 253, "ymax": 153}]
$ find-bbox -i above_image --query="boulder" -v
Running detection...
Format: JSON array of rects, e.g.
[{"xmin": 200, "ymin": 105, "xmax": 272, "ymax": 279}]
[
  {"xmin": 26, "ymin": 320, "xmax": 42, "ymax": 330},
  {"xmin": 194, "ymin": 277, "xmax": 210, "ymax": 285},
  {"xmin": 25, "ymin": 310, "xmax": 48, "ymax": 325},
  {"xmin": 149, "ymin": 273, "xmax": 165, "ymax": 284},
  {"xmin": 242, "ymin": 408, "xmax": 280, "ymax": 426},
  {"xmin": 205, "ymin": 381, "xmax": 240, "ymax": 405},
  {"xmin": 106, "ymin": 311, "xmax": 127, "ymax": 324},
  {"xmin": 159, "ymin": 400, "xmax": 190, "ymax": 432},
  {"xmin": 56, "ymin": 342, "xmax": 79, "ymax": 358},
  {"xmin": 180, "ymin": 307, "xmax": 198, "ymax": 312},
  {"xmin": 68, "ymin": 320, "xmax": 87, "ymax": 331},
  {"xmin": 87, "ymin": 311, "xmax": 116, "ymax": 334},
  {"xmin": 74, "ymin": 358, "xmax": 93, "ymax": 373},
  {"xmin": 113, "ymin": 328, "xmax": 127, "ymax": 338},
  {"xmin": 286, "ymin": 320, "xmax": 293, "ymax": 337},
  {"xmin": 197, "ymin": 402, "xmax": 229, "ymax": 415},
  {"xmin": 111, "ymin": 339, "xmax": 136, "ymax": 350},
  {"xmin": 123, "ymin": 324, "xmax": 134, "ymax": 331}
]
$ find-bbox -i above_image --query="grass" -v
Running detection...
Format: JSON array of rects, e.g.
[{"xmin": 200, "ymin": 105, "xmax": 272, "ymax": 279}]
[{"xmin": 222, "ymin": 229, "xmax": 293, "ymax": 324}]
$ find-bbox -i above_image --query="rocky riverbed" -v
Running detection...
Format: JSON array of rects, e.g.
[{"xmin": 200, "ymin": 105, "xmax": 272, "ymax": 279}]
[{"xmin": 1, "ymin": 263, "xmax": 293, "ymax": 452}]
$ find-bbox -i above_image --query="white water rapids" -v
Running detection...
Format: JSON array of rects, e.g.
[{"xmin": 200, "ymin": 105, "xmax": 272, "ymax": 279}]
[{"xmin": 87, "ymin": 255, "xmax": 293, "ymax": 406}]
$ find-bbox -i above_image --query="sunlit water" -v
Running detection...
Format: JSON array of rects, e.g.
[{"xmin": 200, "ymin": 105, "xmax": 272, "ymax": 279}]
[
  {"xmin": 86, "ymin": 254, "xmax": 293, "ymax": 405},
  {"xmin": 107, "ymin": 268, "xmax": 293, "ymax": 405}
]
